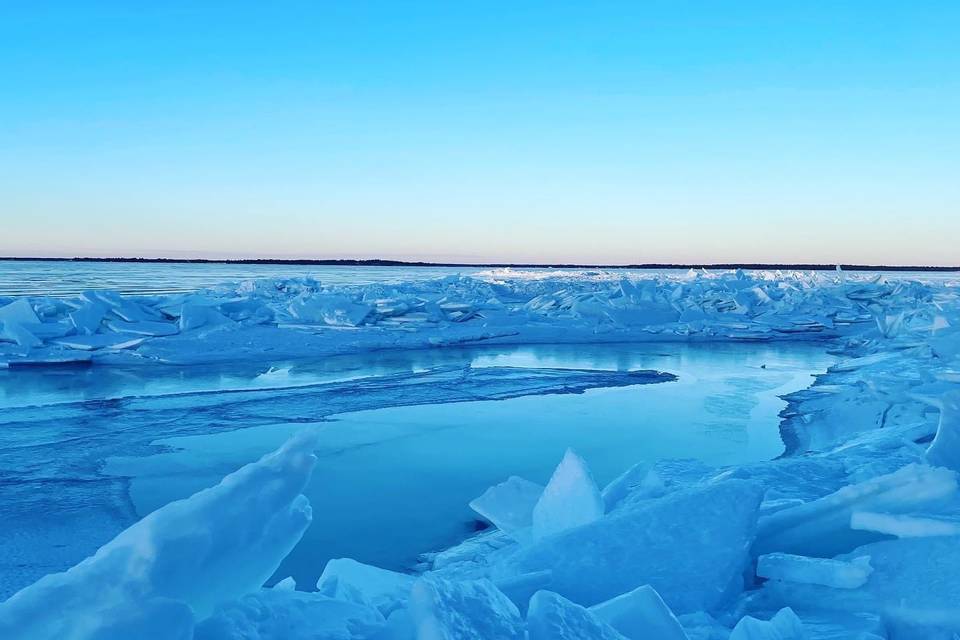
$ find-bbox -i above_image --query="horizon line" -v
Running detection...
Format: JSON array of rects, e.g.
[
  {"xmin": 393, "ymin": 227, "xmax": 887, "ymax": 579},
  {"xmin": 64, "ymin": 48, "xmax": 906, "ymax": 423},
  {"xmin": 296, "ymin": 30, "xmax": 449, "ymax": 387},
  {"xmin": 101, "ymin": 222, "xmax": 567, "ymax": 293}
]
[{"xmin": 1, "ymin": 256, "xmax": 959, "ymax": 272}]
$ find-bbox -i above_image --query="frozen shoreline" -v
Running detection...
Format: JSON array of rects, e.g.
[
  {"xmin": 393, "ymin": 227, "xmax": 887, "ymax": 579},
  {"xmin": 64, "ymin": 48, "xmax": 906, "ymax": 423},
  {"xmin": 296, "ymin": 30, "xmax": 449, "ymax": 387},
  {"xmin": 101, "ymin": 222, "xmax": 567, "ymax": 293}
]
[{"xmin": 2, "ymin": 269, "xmax": 959, "ymax": 639}]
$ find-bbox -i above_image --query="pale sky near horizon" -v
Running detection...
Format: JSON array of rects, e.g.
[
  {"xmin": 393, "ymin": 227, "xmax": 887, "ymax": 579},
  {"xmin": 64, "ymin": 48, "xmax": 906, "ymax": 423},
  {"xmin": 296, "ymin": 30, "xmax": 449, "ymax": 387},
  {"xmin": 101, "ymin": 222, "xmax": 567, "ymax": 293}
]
[{"xmin": 1, "ymin": 2, "xmax": 958, "ymax": 265}]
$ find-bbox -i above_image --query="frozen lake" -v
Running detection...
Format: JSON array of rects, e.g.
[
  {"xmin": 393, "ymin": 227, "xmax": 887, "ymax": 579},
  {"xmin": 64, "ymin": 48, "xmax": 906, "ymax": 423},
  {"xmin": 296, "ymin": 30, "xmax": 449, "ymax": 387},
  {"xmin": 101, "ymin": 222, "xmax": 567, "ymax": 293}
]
[{"xmin": 94, "ymin": 342, "xmax": 834, "ymax": 590}]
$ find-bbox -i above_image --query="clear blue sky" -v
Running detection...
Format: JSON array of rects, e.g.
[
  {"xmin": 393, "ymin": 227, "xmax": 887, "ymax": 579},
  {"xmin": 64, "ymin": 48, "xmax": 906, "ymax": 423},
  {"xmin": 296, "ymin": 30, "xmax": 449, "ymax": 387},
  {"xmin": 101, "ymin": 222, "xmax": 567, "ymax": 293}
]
[{"xmin": 1, "ymin": 2, "xmax": 958, "ymax": 265}]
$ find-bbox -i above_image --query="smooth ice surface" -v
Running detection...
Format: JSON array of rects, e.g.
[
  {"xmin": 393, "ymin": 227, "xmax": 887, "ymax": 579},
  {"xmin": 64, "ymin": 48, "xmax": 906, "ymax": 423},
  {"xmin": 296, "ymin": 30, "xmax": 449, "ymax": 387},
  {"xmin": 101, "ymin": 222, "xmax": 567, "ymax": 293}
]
[
  {"xmin": 0, "ymin": 433, "xmax": 318, "ymax": 639},
  {"xmin": 531, "ymin": 449, "xmax": 605, "ymax": 541}
]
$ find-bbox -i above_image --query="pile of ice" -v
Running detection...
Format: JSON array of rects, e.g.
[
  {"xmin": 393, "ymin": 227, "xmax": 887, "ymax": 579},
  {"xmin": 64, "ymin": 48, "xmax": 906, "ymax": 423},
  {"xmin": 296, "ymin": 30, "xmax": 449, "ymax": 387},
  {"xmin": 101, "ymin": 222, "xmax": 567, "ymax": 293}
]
[{"xmin": 0, "ymin": 268, "xmax": 932, "ymax": 367}]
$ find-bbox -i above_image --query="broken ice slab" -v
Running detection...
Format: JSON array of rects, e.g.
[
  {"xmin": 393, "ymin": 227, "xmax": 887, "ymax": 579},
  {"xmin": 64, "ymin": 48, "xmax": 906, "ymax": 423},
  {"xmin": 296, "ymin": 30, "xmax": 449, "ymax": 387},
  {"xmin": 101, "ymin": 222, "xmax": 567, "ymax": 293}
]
[
  {"xmin": 527, "ymin": 590, "xmax": 628, "ymax": 640},
  {"xmin": 532, "ymin": 448, "xmax": 605, "ymax": 542},
  {"xmin": 729, "ymin": 607, "xmax": 804, "ymax": 640},
  {"xmin": 589, "ymin": 584, "xmax": 689, "ymax": 640},
  {"xmin": 756, "ymin": 553, "xmax": 873, "ymax": 589},
  {"xmin": 753, "ymin": 463, "xmax": 958, "ymax": 557},
  {"xmin": 601, "ymin": 462, "xmax": 658, "ymax": 511},
  {"xmin": 850, "ymin": 511, "xmax": 960, "ymax": 538},
  {"xmin": 106, "ymin": 320, "xmax": 179, "ymax": 337},
  {"xmin": 408, "ymin": 576, "xmax": 525, "ymax": 640},
  {"xmin": 314, "ymin": 558, "xmax": 414, "ymax": 616},
  {"xmin": 469, "ymin": 476, "xmax": 544, "ymax": 544}
]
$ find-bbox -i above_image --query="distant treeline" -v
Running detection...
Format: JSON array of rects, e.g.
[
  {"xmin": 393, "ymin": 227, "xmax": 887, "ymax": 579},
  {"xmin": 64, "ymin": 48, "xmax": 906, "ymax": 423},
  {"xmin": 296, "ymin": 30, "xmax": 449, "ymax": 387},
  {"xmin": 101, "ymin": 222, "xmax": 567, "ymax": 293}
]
[{"xmin": 1, "ymin": 256, "xmax": 958, "ymax": 272}]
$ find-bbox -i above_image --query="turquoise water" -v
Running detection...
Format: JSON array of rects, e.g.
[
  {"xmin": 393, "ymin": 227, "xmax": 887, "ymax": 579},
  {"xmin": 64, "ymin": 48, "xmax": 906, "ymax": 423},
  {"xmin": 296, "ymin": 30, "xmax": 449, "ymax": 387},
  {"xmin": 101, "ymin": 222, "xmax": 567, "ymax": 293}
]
[{"xmin": 105, "ymin": 342, "xmax": 834, "ymax": 588}]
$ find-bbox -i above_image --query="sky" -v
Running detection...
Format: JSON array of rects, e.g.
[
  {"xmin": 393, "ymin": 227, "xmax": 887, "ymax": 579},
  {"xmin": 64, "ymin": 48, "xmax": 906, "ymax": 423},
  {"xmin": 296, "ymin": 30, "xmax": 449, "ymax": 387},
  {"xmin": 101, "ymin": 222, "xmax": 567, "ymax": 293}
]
[{"xmin": 1, "ymin": 2, "xmax": 958, "ymax": 265}]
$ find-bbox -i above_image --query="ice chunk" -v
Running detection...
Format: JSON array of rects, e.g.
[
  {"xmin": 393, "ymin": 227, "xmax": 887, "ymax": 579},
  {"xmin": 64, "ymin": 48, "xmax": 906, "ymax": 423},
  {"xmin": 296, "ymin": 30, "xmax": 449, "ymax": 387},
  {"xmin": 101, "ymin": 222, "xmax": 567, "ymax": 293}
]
[
  {"xmin": 754, "ymin": 463, "xmax": 958, "ymax": 557},
  {"xmin": 532, "ymin": 449, "xmax": 605, "ymax": 541},
  {"xmin": 756, "ymin": 553, "xmax": 872, "ymax": 589},
  {"xmin": 729, "ymin": 607, "xmax": 804, "ymax": 640},
  {"xmin": 496, "ymin": 479, "xmax": 763, "ymax": 612},
  {"xmin": 589, "ymin": 584, "xmax": 688, "ymax": 640},
  {"xmin": 194, "ymin": 589, "xmax": 384, "ymax": 640},
  {"xmin": 408, "ymin": 576, "xmax": 525, "ymax": 640},
  {"xmin": 926, "ymin": 391, "xmax": 960, "ymax": 472},
  {"xmin": 68, "ymin": 301, "xmax": 107, "ymax": 335},
  {"xmin": 850, "ymin": 511, "xmax": 960, "ymax": 538},
  {"xmin": 527, "ymin": 590, "xmax": 627, "ymax": 640},
  {"xmin": 315, "ymin": 558, "xmax": 414, "ymax": 615},
  {"xmin": 469, "ymin": 476, "xmax": 544, "ymax": 544},
  {"xmin": 0, "ymin": 299, "xmax": 40, "ymax": 326},
  {"xmin": 0, "ymin": 433, "xmax": 319, "ymax": 639}
]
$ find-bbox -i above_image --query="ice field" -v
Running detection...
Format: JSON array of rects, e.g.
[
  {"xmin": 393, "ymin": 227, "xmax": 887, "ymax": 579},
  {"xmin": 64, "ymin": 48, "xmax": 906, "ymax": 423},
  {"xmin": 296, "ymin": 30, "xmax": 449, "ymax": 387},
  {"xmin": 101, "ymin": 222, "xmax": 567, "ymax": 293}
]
[{"xmin": 2, "ymin": 265, "xmax": 960, "ymax": 639}]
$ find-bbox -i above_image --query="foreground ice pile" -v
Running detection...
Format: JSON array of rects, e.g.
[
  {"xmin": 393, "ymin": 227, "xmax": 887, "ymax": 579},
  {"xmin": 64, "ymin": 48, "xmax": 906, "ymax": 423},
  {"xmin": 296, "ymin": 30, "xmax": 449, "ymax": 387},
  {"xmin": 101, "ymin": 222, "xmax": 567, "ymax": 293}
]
[{"xmin": 3, "ymin": 268, "xmax": 960, "ymax": 638}]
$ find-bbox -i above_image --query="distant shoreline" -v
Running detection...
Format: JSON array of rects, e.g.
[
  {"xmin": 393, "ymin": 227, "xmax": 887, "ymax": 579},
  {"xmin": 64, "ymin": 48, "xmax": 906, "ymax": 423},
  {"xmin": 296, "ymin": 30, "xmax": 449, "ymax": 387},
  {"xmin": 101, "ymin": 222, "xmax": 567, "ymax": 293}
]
[{"xmin": 1, "ymin": 256, "xmax": 958, "ymax": 272}]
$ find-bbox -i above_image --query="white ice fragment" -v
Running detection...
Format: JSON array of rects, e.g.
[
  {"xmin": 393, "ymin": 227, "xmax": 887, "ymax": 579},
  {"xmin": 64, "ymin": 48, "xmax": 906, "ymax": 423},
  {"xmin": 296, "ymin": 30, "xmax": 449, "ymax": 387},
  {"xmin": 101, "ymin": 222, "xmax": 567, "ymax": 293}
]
[
  {"xmin": 850, "ymin": 511, "xmax": 960, "ymax": 538},
  {"xmin": 926, "ymin": 391, "xmax": 960, "ymax": 472},
  {"xmin": 729, "ymin": 607, "xmax": 804, "ymax": 640},
  {"xmin": 194, "ymin": 589, "xmax": 384, "ymax": 640},
  {"xmin": 589, "ymin": 584, "xmax": 689, "ymax": 640},
  {"xmin": 756, "ymin": 553, "xmax": 873, "ymax": 589},
  {"xmin": 497, "ymin": 479, "xmax": 763, "ymax": 612},
  {"xmin": 0, "ymin": 432, "xmax": 319, "ymax": 639},
  {"xmin": 532, "ymin": 449, "xmax": 604, "ymax": 541},
  {"xmin": 469, "ymin": 476, "xmax": 544, "ymax": 544},
  {"xmin": 408, "ymin": 576, "xmax": 525, "ymax": 640},
  {"xmin": 527, "ymin": 590, "xmax": 627, "ymax": 640},
  {"xmin": 315, "ymin": 558, "xmax": 414, "ymax": 616},
  {"xmin": 754, "ymin": 463, "xmax": 958, "ymax": 557}
]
